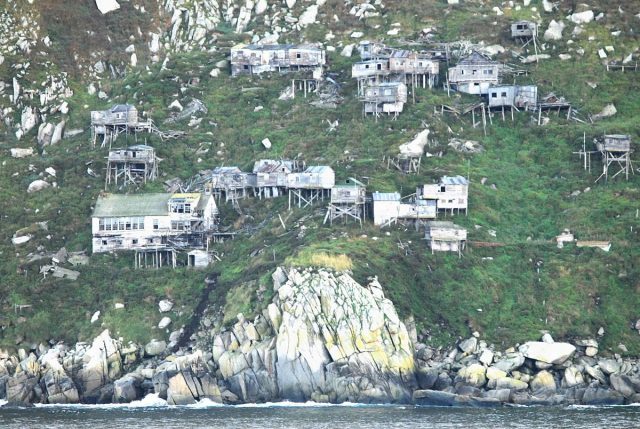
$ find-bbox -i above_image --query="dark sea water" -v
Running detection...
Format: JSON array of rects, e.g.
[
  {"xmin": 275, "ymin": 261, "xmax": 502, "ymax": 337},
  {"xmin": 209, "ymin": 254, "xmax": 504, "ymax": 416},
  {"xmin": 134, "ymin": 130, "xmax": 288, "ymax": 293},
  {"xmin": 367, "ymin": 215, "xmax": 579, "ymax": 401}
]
[{"xmin": 1, "ymin": 397, "xmax": 639, "ymax": 429}]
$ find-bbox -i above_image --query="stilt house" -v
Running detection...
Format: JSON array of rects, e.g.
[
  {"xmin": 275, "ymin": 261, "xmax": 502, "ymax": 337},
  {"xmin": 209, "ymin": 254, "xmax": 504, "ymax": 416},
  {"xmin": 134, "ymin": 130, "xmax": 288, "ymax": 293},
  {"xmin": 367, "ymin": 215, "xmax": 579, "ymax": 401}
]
[
  {"xmin": 105, "ymin": 144, "xmax": 159, "ymax": 189},
  {"xmin": 419, "ymin": 175, "xmax": 469, "ymax": 214},
  {"xmin": 511, "ymin": 21, "xmax": 537, "ymax": 39},
  {"xmin": 488, "ymin": 85, "xmax": 538, "ymax": 109},
  {"xmin": 362, "ymin": 82, "xmax": 408, "ymax": 117},
  {"xmin": 253, "ymin": 159, "xmax": 297, "ymax": 198},
  {"xmin": 230, "ymin": 44, "xmax": 326, "ymax": 78},
  {"xmin": 372, "ymin": 192, "xmax": 436, "ymax": 226}
]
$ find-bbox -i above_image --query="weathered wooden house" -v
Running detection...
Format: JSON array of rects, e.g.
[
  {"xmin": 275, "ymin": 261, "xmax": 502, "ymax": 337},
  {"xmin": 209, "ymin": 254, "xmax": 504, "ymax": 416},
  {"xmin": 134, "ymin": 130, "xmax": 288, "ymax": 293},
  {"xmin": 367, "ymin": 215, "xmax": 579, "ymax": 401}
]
[
  {"xmin": 488, "ymin": 85, "xmax": 538, "ymax": 109},
  {"xmin": 388, "ymin": 50, "xmax": 440, "ymax": 88},
  {"xmin": 362, "ymin": 82, "xmax": 408, "ymax": 117},
  {"xmin": 536, "ymin": 92, "xmax": 573, "ymax": 125},
  {"xmin": 372, "ymin": 192, "xmax": 436, "ymax": 226},
  {"xmin": 511, "ymin": 21, "xmax": 537, "ymax": 39},
  {"xmin": 596, "ymin": 134, "xmax": 633, "ymax": 182},
  {"xmin": 209, "ymin": 166, "xmax": 254, "ymax": 202},
  {"xmin": 253, "ymin": 159, "xmax": 297, "ymax": 198},
  {"xmin": 357, "ymin": 41, "xmax": 388, "ymax": 60},
  {"xmin": 91, "ymin": 104, "xmax": 153, "ymax": 147},
  {"xmin": 352, "ymin": 59, "xmax": 391, "ymax": 80},
  {"xmin": 230, "ymin": 43, "xmax": 326, "ymax": 78},
  {"xmin": 92, "ymin": 192, "xmax": 218, "ymax": 267},
  {"xmin": 419, "ymin": 175, "xmax": 469, "ymax": 214},
  {"xmin": 324, "ymin": 178, "xmax": 367, "ymax": 226},
  {"xmin": 447, "ymin": 51, "xmax": 500, "ymax": 95},
  {"xmin": 424, "ymin": 221, "xmax": 467, "ymax": 255},
  {"xmin": 287, "ymin": 166, "xmax": 335, "ymax": 209},
  {"xmin": 105, "ymin": 144, "xmax": 159, "ymax": 189}
]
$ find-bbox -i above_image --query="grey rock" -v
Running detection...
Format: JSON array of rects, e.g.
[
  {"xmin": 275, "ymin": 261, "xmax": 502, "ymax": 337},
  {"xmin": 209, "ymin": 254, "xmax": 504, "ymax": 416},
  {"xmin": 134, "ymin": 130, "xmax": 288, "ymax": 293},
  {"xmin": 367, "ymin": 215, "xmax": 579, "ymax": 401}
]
[
  {"xmin": 582, "ymin": 387, "xmax": 624, "ymax": 405},
  {"xmin": 458, "ymin": 337, "xmax": 477, "ymax": 354}
]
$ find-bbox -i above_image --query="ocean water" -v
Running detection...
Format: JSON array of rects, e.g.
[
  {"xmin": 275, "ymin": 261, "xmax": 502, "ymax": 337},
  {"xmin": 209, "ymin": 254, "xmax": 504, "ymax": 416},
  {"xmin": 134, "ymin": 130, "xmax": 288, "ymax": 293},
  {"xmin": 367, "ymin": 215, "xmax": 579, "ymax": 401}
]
[{"xmin": 1, "ymin": 397, "xmax": 639, "ymax": 428}]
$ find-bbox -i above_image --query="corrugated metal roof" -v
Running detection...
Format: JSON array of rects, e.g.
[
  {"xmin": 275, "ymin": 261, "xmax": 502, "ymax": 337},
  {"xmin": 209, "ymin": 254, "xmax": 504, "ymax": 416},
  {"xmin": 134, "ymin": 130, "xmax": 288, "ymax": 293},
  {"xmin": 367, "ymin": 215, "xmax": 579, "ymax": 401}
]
[
  {"xmin": 253, "ymin": 159, "xmax": 294, "ymax": 173},
  {"xmin": 304, "ymin": 166, "xmax": 333, "ymax": 174},
  {"xmin": 212, "ymin": 166, "xmax": 242, "ymax": 174},
  {"xmin": 372, "ymin": 192, "xmax": 400, "ymax": 201},
  {"xmin": 93, "ymin": 193, "xmax": 170, "ymax": 217},
  {"xmin": 111, "ymin": 104, "xmax": 135, "ymax": 113},
  {"xmin": 441, "ymin": 175, "xmax": 469, "ymax": 185}
]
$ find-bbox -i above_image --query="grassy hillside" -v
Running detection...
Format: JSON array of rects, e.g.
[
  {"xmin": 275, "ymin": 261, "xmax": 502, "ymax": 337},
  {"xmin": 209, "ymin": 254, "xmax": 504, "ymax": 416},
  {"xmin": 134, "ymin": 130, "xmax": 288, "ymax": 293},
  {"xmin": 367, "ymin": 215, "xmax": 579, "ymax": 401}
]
[{"xmin": 0, "ymin": 0, "xmax": 639, "ymax": 354}]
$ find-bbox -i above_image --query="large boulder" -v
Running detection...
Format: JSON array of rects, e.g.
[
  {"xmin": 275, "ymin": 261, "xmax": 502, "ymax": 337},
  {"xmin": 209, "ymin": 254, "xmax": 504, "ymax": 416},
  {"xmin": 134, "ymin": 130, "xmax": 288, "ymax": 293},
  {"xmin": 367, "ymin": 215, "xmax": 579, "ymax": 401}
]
[
  {"xmin": 456, "ymin": 364, "xmax": 486, "ymax": 388},
  {"xmin": 113, "ymin": 373, "xmax": 143, "ymax": 403},
  {"xmin": 530, "ymin": 370, "xmax": 556, "ymax": 392},
  {"xmin": 598, "ymin": 358, "xmax": 620, "ymax": 375},
  {"xmin": 544, "ymin": 20, "xmax": 565, "ymax": 41},
  {"xmin": 562, "ymin": 366, "xmax": 585, "ymax": 388},
  {"xmin": 167, "ymin": 371, "xmax": 221, "ymax": 405},
  {"xmin": 6, "ymin": 371, "xmax": 39, "ymax": 404},
  {"xmin": 492, "ymin": 353, "xmax": 524, "ymax": 373},
  {"xmin": 582, "ymin": 387, "xmax": 624, "ymax": 405},
  {"xmin": 145, "ymin": 340, "xmax": 167, "ymax": 357},
  {"xmin": 569, "ymin": 10, "xmax": 594, "ymax": 24},
  {"xmin": 518, "ymin": 342, "xmax": 575, "ymax": 364},
  {"xmin": 76, "ymin": 330, "xmax": 122, "ymax": 400},
  {"xmin": 609, "ymin": 374, "xmax": 640, "ymax": 398}
]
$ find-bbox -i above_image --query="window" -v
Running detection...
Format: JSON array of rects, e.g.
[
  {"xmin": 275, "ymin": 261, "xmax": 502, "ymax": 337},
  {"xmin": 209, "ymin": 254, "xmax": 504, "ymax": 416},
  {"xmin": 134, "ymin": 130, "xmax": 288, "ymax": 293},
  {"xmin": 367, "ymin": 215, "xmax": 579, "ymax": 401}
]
[
  {"xmin": 474, "ymin": 83, "xmax": 480, "ymax": 87},
  {"xmin": 296, "ymin": 53, "xmax": 301, "ymax": 59},
  {"xmin": 102, "ymin": 240, "xmax": 108, "ymax": 246},
  {"xmin": 132, "ymin": 239, "xmax": 138, "ymax": 245},
  {"xmin": 501, "ymin": 92, "xmax": 507, "ymax": 97},
  {"xmin": 243, "ymin": 64, "xmax": 249, "ymax": 69},
  {"xmin": 461, "ymin": 70, "xmax": 464, "ymax": 75},
  {"xmin": 99, "ymin": 219, "xmax": 105, "ymax": 231},
  {"xmin": 153, "ymin": 219, "xmax": 159, "ymax": 230},
  {"xmin": 147, "ymin": 238, "xmax": 154, "ymax": 244},
  {"xmin": 365, "ymin": 64, "xmax": 370, "ymax": 69},
  {"xmin": 472, "ymin": 69, "xmax": 477, "ymax": 75},
  {"xmin": 491, "ymin": 93, "xmax": 497, "ymax": 98},
  {"xmin": 377, "ymin": 63, "xmax": 382, "ymax": 70},
  {"xmin": 440, "ymin": 186, "xmax": 446, "ymax": 193}
]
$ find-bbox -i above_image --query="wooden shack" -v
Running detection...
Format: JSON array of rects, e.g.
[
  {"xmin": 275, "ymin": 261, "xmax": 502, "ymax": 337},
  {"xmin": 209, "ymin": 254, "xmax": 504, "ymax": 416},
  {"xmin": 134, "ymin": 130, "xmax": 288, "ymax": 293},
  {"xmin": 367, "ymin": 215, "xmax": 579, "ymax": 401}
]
[
  {"xmin": 91, "ymin": 104, "xmax": 153, "ymax": 147},
  {"xmin": 511, "ymin": 21, "xmax": 537, "ymax": 39},
  {"xmin": 419, "ymin": 175, "xmax": 469, "ymax": 215},
  {"xmin": 105, "ymin": 144, "xmax": 159, "ymax": 189},
  {"xmin": 447, "ymin": 51, "xmax": 500, "ymax": 96},
  {"xmin": 488, "ymin": 85, "xmax": 538, "ymax": 114},
  {"xmin": 324, "ymin": 178, "xmax": 367, "ymax": 226},
  {"xmin": 424, "ymin": 221, "xmax": 467, "ymax": 256},
  {"xmin": 230, "ymin": 43, "xmax": 326, "ymax": 77},
  {"xmin": 357, "ymin": 41, "xmax": 387, "ymax": 60},
  {"xmin": 210, "ymin": 166, "xmax": 254, "ymax": 203},
  {"xmin": 287, "ymin": 166, "xmax": 335, "ymax": 209},
  {"xmin": 362, "ymin": 82, "xmax": 407, "ymax": 118},
  {"xmin": 372, "ymin": 192, "xmax": 437, "ymax": 227},
  {"xmin": 187, "ymin": 249, "xmax": 212, "ymax": 268},
  {"xmin": 253, "ymin": 159, "xmax": 296, "ymax": 198},
  {"xmin": 388, "ymin": 50, "xmax": 439, "ymax": 88},
  {"xmin": 596, "ymin": 134, "xmax": 633, "ymax": 182}
]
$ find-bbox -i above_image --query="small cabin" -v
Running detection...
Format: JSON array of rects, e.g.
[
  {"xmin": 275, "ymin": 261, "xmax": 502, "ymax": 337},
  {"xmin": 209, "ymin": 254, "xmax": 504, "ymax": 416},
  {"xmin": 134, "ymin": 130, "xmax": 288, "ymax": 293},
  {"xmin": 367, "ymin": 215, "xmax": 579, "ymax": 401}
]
[
  {"xmin": 352, "ymin": 59, "xmax": 391, "ymax": 79},
  {"xmin": 447, "ymin": 51, "xmax": 500, "ymax": 95},
  {"xmin": 331, "ymin": 178, "xmax": 366, "ymax": 205},
  {"xmin": 230, "ymin": 44, "xmax": 326, "ymax": 77},
  {"xmin": 424, "ymin": 221, "xmax": 467, "ymax": 254},
  {"xmin": 253, "ymin": 159, "xmax": 295, "ymax": 188},
  {"xmin": 420, "ymin": 175, "xmax": 469, "ymax": 214},
  {"xmin": 287, "ymin": 166, "xmax": 335, "ymax": 189},
  {"xmin": 187, "ymin": 249, "xmax": 212, "ymax": 268},
  {"xmin": 598, "ymin": 134, "xmax": 631, "ymax": 152},
  {"xmin": 363, "ymin": 82, "xmax": 408, "ymax": 114},
  {"xmin": 105, "ymin": 145, "xmax": 159, "ymax": 187},
  {"xmin": 91, "ymin": 104, "xmax": 139, "ymax": 127},
  {"xmin": 488, "ymin": 85, "xmax": 538, "ymax": 109},
  {"xmin": 210, "ymin": 166, "xmax": 254, "ymax": 190},
  {"xmin": 511, "ymin": 21, "xmax": 537, "ymax": 39}
]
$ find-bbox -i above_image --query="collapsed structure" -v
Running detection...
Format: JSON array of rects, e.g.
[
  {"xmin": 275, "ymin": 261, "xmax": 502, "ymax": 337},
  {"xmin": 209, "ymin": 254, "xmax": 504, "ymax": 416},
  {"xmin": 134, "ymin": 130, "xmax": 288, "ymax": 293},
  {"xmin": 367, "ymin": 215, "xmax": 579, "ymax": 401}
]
[{"xmin": 424, "ymin": 221, "xmax": 468, "ymax": 256}]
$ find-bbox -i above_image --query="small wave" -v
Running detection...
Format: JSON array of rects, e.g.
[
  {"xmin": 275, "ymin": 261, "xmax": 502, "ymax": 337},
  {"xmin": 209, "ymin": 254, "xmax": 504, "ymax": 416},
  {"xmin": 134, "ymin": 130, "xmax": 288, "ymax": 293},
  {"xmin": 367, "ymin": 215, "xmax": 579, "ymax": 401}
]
[
  {"xmin": 567, "ymin": 404, "xmax": 640, "ymax": 410},
  {"xmin": 34, "ymin": 394, "xmax": 168, "ymax": 410},
  {"xmin": 235, "ymin": 401, "xmax": 383, "ymax": 408}
]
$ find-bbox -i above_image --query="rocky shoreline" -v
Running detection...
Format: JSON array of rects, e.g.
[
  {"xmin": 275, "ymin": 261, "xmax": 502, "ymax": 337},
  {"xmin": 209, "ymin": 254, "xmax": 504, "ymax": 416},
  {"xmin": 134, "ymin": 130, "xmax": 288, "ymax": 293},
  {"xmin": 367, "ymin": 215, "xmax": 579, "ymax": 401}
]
[{"xmin": 1, "ymin": 268, "xmax": 640, "ymax": 407}]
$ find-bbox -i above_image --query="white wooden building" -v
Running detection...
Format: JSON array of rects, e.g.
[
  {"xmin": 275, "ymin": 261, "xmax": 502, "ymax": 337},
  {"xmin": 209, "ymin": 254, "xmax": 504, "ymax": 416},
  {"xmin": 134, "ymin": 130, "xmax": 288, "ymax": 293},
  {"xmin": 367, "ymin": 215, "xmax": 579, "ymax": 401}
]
[
  {"xmin": 287, "ymin": 166, "xmax": 335, "ymax": 209},
  {"xmin": 488, "ymin": 85, "xmax": 538, "ymax": 109},
  {"xmin": 447, "ymin": 51, "xmax": 500, "ymax": 96},
  {"xmin": 372, "ymin": 192, "xmax": 436, "ymax": 226},
  {"xmin": 362, "ymin": 82, "xmax": 408, "ymax": 117},
  {"xmin": 511, "ymin": 21, "xmax": 537, "ymax": 39},
  {"xmin": 92, "ymin": 192, "xmax": 218, "ymax": 254},
  {"xmin": 419, "ymin": 175, "xmax": 469, "ymax": 214},
  {"xmin": 424, "ymin": 221, "xmax": 467, "ymax": 255},
  {"xmin": 253, "ymin": 159, "xmax": 296, "ymax": 198},
  {"xmin": 230, "ymin": 43, "xmax": 326, "ymax": 78}
]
